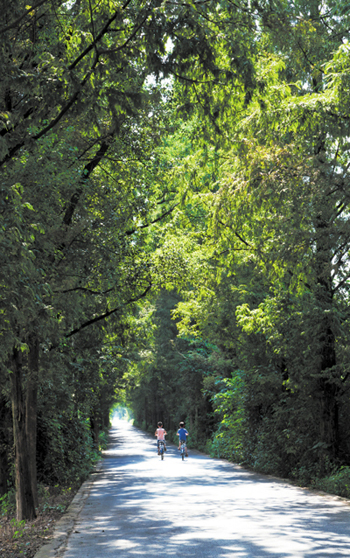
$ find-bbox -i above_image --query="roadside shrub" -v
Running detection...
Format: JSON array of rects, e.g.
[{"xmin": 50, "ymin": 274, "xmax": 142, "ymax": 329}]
[
  {"xmin": 37, "ymin": 412, "xmax": 96, "ymax": 487},
  {"xmin": 313, "ymin": 466, "xmax": 350, "ymax": 499},
  {"xmin": 98, "ymin": 429, "xmax": 109, "ymax": 451},
  {"xmin": 0, "ymin": 489, "xmax": 16, "ymax": 518}
]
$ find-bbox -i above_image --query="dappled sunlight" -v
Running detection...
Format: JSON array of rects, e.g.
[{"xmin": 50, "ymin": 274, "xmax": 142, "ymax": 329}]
[{"xmin": 64, "ymin": 421, "xmax": 350, "ymax": 557}]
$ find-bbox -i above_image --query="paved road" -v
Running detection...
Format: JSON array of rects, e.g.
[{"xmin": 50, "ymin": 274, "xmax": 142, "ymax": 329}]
[{"xmin": 62, "ymin": 420, "xmax": 350, "ymax": 557}]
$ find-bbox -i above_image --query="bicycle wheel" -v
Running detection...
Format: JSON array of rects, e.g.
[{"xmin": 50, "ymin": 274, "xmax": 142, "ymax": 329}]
[
  {"xmin": 181, "ymin": 452, "xmax": 184, "ymax": 461},
  {"xmin": 161, "ymin": 452, "xmax": 164, "ymax": 460}
]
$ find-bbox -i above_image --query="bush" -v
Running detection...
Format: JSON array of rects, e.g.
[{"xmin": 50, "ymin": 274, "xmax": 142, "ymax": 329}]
[
  {"xmin": 98, "ymin": 429, "xmax": 109, "ymax": 451},
  {"xmin": 37, "ymin": 413, "xmax": 97, "ymax": 487},
  {"xmin": 0, "ymin": 489, "xmax": 16, "ymax": 518},
  {"xmin": 313, "ymin": 466, "xmax": 350, "ymax": 499}
]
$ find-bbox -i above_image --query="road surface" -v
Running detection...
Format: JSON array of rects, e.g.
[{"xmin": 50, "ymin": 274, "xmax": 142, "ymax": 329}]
[{"xmin": 62, "ymin": 420, "xmax": 350, "ymax": 557}]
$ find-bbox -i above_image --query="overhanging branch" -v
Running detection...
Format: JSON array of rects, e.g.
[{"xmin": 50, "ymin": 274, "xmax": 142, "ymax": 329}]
[
  {"xmin": 68, "ymin": 0, "xmax": 134, "ymax": 70},
  {"xmin": 125, "ymin": 203, "xmax": 180, "ymax": 235},
  {"xmin": 63, "ymin": 139, "xmax": 111, "ymax": 226},
  {"xmin": 0, "ymin": 0, "xmax": 52, "ymax": 34},
  {"xmin": 65, "ymin": 283, "xmax": 152, "ymax": 338}
]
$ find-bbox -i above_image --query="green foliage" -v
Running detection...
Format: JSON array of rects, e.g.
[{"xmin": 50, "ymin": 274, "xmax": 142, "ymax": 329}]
[
  {"xmin": 208, "ymin": 372, "xmax": 246, "ymax": 462},
  {"xmin": 37, "ymin": 412, "xmax": 97, "ymax": 487},
  {"xmin": 36, "ymin": 371, "xmax": 99, "ymax": 488},
  {"xmin": 1, "ymin": 1, "xmax": 252, "ymax": 515},
  {"xmin": 10, "ymin": 518, "xmax": 26, "ymax": 539},
  {"xmin": 121, "ymin": 0, "xmax": 350, "ymax": 495},
  {"xmin": 314, "ymin": 466, "xmax": 350, "ymax": 499},
  {"xmin": 155, "ymin": 0, "xmax": 350, "ymax": 490},
  {"xmin": 125, "ymin": 290, "xmax": 217, "ymax": 449},
  {"xmin": 42, "ymin": 502, "xmax": 66, "ymax": 514},
  {"xmin": 0, "ymin": 490, "xmax": 16, "ymax": 518},
  {"xmin": 98, "ymin": 429, "xmax": 109, "ymax": 452}
]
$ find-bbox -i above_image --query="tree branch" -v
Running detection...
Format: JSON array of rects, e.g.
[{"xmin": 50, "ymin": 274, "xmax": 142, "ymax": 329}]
[
  {"xmin": 68, "ymin": 0, "xmax": 135, "ymax": 70},
  {"xmin": 333, "ymin": 271, "xmax": 350, "ymax": 294},
  {"xmin": 98, "ymin": 13, "xmax": 151, "ymax": 57},
  {"xmin": 0, "ymin": 58, "xmax": 101, "ymax": 168},
  {"xmin": 125, "ymin": 203, "xmax": 180, "ymax": 235},
  {"xmin": 234, "ymin": 230, "xmax": 251, "ymax": 247},
  {"xmin": 65, "ymin": 283, "xmax": 152, "ymax": 338},
  {"xmin": 0, "ymin": 0, "xmax": 52, "ymax": 34},
  {"xmin": 63, "ymin": 139, "xmax": 111, "ymax": 226}
]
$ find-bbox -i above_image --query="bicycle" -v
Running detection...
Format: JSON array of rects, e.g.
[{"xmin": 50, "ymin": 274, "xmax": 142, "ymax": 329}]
[
  {"xmin": 180, "ymin": 441, "xmax": 187, "ymax": 461},
  {"xmin": 158, "ymin": 440, "xmax": 165, "ymax": 460}
]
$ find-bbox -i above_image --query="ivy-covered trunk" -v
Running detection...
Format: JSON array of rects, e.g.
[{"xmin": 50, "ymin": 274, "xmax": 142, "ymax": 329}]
[{"xmin": 10, "ymin": 347, "xmax": 36, "ymax": 520}]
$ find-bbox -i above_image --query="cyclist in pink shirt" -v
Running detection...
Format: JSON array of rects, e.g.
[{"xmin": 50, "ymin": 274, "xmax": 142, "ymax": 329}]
[{"xmin": 155, "ymin": 421, "xmax": 167, "ymax": 454}]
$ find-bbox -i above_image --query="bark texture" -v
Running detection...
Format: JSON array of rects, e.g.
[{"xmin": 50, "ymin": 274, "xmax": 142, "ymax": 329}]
[
  {"xmin": 26, "ymin": 335, "xmax": 39, "ymax": 509},
  {"xmin": 10, "ymin": 347, "xmax": 36, "ymax": 520}
]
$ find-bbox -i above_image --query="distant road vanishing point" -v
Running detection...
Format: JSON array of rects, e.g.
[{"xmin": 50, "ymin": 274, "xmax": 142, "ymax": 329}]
[{"xmin": 61, "ymin": 420, "xmax": 350, "ymax": 558}]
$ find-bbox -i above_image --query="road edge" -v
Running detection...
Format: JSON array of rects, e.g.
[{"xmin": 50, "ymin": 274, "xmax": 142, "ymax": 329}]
[{"xmin": 33, "ymin": 460, "xmax": 103, "ymax": 558}]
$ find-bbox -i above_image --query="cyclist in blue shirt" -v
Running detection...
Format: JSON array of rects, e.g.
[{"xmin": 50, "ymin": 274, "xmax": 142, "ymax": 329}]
[{"xmin": 177, "ymin": 422, "xmax": 188, "ymax": 456}]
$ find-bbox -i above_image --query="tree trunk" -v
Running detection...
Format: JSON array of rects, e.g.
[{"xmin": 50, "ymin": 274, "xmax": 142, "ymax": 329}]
[
  {"xmin": 90, "ymin": 412, "xmax": 99, "ymax": 451},
  {"xmin": 103, "ymin": 409, "xmax": 110, "ymax": 429},
  {"xmin": 26, "ymin": 335, "xmax": 39, "ymax": 509},
  {"xmin": 10, "ymin": 347, "xmax": 36, "ymax": 520},
  {"xmin": 318, "ymin": 318, "xmax": 338, "ymax": 460},
  {"xmin": 315, "ymin": 210, "xmax": 339, "ymax": 463}
]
